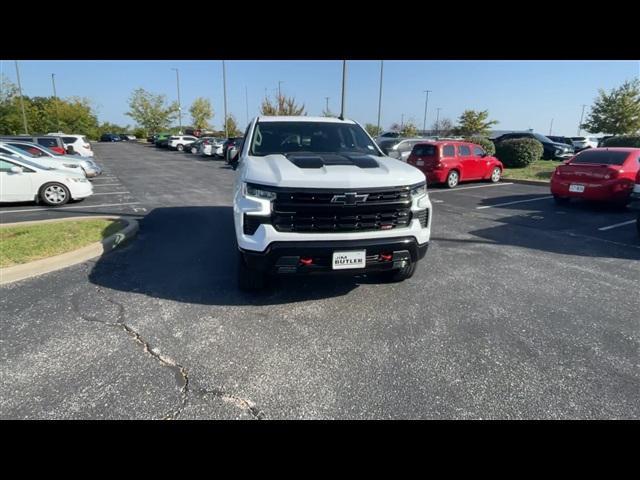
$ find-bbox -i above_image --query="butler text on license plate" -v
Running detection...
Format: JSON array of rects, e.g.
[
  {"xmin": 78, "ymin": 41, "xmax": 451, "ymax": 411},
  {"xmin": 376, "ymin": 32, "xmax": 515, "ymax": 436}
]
[
  {"xmin": 569, "ymin": 184, "xmax": 585, "ymax": 193},
  {"xmin": 332, "ymin": 250, "xmax": 366, "ymax": 270}
]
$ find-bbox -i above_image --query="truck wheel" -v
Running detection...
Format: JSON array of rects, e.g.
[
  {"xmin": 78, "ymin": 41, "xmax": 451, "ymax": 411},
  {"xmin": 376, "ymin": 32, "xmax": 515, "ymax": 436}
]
[
  {"xmin": 191, "ymin": 146, "xmax": 197, "ymax": 154},
  {"xmin": 237, "ymin": 252, "xmax": 266, "ymax": 291},
  {"xmin": 378, "ymin": 261, "xmax": 416, "ymax": 282}
]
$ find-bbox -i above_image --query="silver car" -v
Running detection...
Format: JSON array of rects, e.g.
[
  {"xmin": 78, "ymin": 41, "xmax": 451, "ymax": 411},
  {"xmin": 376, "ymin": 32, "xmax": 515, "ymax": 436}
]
[{"xmin": 3, "ymin": 141, "xmax": 102, "ymax": 177}]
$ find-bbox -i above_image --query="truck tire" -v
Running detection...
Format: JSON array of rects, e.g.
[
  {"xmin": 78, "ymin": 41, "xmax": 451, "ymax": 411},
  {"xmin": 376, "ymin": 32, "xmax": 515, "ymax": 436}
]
[
  {"xmin": 377, "ymin": 261, "xmax": 416, "ymax": 282},
  {"xmin": 237, "ymin": 251, "xmax": 267, "ymax": 291}
]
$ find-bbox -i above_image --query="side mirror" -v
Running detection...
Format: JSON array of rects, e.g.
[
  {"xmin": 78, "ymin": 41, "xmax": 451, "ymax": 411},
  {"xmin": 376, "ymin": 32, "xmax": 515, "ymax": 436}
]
[{"xmin": 10, "ymin": 166, "xmax": 23, "ymax": 174}]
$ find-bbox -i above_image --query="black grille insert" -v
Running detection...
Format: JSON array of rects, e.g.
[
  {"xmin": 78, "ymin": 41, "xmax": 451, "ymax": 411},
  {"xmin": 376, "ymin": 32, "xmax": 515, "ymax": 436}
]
[{"xmin": 273, "ymin": 187, "xmax": 413, "ymax": 233}]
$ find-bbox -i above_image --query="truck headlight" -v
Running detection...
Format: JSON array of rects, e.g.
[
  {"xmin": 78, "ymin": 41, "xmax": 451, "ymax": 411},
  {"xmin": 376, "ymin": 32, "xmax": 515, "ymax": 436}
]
[
  {"xmin": 410, "ymin": 183, "xmax": 427, "ymax": 199},
  {"xmin": 244, "ymin": 183, "xmax": 277, "ymax": 200}
]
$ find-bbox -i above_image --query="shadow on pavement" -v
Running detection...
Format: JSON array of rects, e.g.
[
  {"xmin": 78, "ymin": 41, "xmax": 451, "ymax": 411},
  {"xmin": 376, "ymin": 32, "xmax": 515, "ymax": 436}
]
[{"xmin": 88, "ymin": 206, "xmax": 362, "ymax": 306}]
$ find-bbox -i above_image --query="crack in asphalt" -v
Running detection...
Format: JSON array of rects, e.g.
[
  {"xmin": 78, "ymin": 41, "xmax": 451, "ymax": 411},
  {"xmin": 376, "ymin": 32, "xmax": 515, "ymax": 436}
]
[
  {"xmin": 198, "ymin": 388, "xmax": 266, "ymax": 420},
  {"xmin": 70, "ymin": 290, "xmax": 189, "ymax": 419},
  {"xmin": 70, "ymin": 289, "xmax": 265, "ymax": 420}
]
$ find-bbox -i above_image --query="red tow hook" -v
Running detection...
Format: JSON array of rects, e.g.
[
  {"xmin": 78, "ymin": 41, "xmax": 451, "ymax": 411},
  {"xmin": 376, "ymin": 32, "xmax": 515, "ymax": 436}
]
[
  {"xmin": 379, "ymin": 253, "xmax": 393, "ymax": 262},
  {"xmin": 299, "ymin": 257, "xmax": 314, "ymax": 266}
]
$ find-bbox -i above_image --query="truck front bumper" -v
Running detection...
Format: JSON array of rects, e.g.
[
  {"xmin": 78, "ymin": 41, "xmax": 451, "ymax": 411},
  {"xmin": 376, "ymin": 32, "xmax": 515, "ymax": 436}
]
[{"xmin": 240, "ymin": 236, "xmax": 429, "ymax": 275}]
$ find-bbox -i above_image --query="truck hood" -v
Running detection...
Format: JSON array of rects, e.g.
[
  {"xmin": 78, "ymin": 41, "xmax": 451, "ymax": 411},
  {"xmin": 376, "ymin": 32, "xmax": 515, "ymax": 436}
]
[{"xmin": 243, "ymin": 153, "xmax": 426, "ymax": 189}]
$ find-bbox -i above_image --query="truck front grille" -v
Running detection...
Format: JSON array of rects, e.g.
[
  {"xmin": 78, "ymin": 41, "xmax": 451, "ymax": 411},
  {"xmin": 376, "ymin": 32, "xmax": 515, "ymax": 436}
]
[{"xmin": 272, "ymin": 187, "xmax": 413, "ymax": 233}]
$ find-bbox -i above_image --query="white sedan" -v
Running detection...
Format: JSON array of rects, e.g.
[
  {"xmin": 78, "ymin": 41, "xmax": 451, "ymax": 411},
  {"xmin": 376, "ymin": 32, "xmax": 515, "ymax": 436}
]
[
  {"xmin": 3, "ymin": 141, "xmax": 102, "ymax": 177},
  {"xmin": 0, "ymin": 154, "xmax": 93, "ymax": 206},
  {"xmin": 0, "ymin": 142, "xmax": 86, "ymax": 176}
]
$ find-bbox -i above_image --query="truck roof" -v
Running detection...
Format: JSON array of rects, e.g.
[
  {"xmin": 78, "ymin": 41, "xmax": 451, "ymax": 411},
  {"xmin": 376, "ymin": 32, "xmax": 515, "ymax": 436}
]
[{"xmin": 256, "ymin": 116, "xmax": 356, "ymax": 124}]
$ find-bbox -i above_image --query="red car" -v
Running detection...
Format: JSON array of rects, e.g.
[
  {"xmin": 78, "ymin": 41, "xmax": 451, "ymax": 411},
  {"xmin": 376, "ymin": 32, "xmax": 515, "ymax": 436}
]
[
  {"xmin": 550, "ymin": 148, "xmax": 640, "ymax": 206},
  {"xmin": 406, "ymin": 141, "xmax": 504, "ymax": 188}
]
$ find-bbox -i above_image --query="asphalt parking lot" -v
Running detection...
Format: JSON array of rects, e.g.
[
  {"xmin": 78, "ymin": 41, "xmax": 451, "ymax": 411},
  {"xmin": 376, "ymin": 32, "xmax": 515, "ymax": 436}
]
[{"xmin": 1, "ymin": 141, "xmax": 638, "ymax": 419}]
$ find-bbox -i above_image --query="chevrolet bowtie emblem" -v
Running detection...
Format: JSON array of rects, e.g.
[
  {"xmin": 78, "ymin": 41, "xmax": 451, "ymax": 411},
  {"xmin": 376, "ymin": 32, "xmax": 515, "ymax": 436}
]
[{"xmin": 331, "ymin": 192, "xmax": 369, "ymax": 205}]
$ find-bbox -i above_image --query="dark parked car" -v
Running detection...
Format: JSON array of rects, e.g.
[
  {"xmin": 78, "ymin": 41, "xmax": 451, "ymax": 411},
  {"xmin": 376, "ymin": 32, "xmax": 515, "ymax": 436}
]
[
  {"xmin": 154, "ymin": 133, "xmax": 171, "ymax": 148},
  {"xmin": 223, "ymin": 137, "xmax": 243, "ymax": 163},
  {"xmin": 118, "ymin": 133, "xmax": 131, "ymax": 141},
  {"xmin": 0, "ymin": 135, "xmax": 67, "ymax": 155},
  {"xmin": 548, "ymin": 135, "xmax": 573, "ymax": 146},
  {"xmin": 100, "ymin": 133, "xmax": 121, "ymax": 142},
  {"xmin": 492, "ymin": 132, "xmax": 574, "ymax": 160}
]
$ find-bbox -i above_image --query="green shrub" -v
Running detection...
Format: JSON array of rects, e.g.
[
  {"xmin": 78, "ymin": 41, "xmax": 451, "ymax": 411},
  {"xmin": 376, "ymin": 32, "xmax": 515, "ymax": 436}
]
[
  {"xmin": 465, "ymin": 136, "xmax": 495, "ymax": 156},
  {"xmin": 495, "ymin": 138, "xmax": 543, "ymax": 168},
  {"xmin": 600, "ymin": 135, "xmax": 640, "ymax": 148}
]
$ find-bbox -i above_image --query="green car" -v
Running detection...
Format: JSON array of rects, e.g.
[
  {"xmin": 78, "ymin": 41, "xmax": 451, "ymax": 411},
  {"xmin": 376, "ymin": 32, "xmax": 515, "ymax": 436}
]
[{"xmin": 154, "ymin": 133, "xmax": 171, "ymax": 148}]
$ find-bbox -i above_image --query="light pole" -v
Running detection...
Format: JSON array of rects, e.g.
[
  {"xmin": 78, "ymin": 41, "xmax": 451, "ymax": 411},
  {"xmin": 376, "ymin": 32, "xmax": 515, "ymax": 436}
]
[
  {"xmin": 245, "ymin": 86, "xmax": 249, "ymax": 126},
  {"xmin": 376, "ymin": 60, "xmax": 384, "ymax": 134},
  {"xmin": 549, "ymin": 118, "xmax": 554, "ymax": 135},
  {"xmin": 578, "ymin": 104, "xmax": 587, "ymax": 135},
  {"xmin": 339, "ymin": 60, "xmax": 347, "ymax": 120},
  {"xmin": 422, "ymin": 90, "xmax": 431, "ymax": 136},
  {"xmin": 51, "ymin": 73, "xmax": 60, "ymax": 132},
  {"xmin": 14, "ymin": 61, "xmax": 28, "ymax": 134},
  {"xmin": 171, "ymin": 68, "xmax": 182, "ymax": 133},
  {"xmin": 435, "ymin": 108, "xmax": 442, "ymax": 136},
  {"xmin": 222, "ymin": 61, "xmax": 228, "ymax": 138},
  {"xmin": 325, "ymin": 96, "xmax": 329, "ymax": 113},
  {"xmin": 401, "ymin": 114, "xmax": 404, "ymax": 131}
]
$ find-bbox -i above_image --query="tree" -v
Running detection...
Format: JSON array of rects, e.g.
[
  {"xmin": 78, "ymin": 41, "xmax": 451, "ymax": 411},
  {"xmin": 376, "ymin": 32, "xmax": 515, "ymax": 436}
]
[
  {"xmin": 260, "ymin": 93, "xmax": 306, "ymax": 116},
  {"xmin": 189, "ymin": 97, "xmax": 214, "ymax": 130},
  {"xmin": 581, "ymin": 79, "xmax": 640, "ymax": 135},
  {"xmin": 365, "ymin": 123, "xmax": 382, "ymax": 137},
  {"xmin": 454, "ymin": 110, "xmax": 498, "ymax": 136},
  {"xmin": 400, "ymin": 120, "xmax": 418, "ymax": 137},
  {"xmin": 125, "ymin": 88, "xmax": 179, "ymax": 136},
  {"xmin": 224, "ymin": 114, "xmax": 242, "ymax": 137},
  {"xmin": 432, "ymin": 118, "xmax": 454, "ymax": 136}
]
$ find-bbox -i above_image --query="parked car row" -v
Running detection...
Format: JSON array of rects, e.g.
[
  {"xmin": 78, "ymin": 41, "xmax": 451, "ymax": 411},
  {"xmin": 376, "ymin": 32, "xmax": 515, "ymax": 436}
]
[
  {"xmin": 0, "ymin": 134, "xmax": 105, "ymax": 205},
  {"xmin": 151, "ymin": 132, "xmax": 244, "ymax": 163},
  {"xmin": 99, "ymin": 133, "xmax": 136, "ymax": 142}
]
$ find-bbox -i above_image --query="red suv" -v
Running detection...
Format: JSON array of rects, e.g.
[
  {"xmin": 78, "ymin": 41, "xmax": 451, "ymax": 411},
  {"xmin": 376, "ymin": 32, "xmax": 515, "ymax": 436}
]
[
  {"xmin": 550, "ymin": 148, "xmax": 640, "ymax": 206},
  {"xmin": 407, "ymin": 141, "xmax": 503, "ymax": 188}
]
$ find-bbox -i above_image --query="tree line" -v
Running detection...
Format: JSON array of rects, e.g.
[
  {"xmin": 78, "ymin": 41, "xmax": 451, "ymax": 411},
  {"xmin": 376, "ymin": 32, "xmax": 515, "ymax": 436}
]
[{"xmin": 1, "ymin": 75, "xmax": 638, "ymax": 140}]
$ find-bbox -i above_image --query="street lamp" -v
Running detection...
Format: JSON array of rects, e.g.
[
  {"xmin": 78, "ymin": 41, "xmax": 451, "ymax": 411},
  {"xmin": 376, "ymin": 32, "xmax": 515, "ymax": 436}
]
[
  {"xmin": 51, "ymin": 73, "xmax": 60, "ymax": 132},
  {"xmin": 422, "ymin": 90, "xmax": 431, "ymax": 136},
  {"xmin": 171, "ymin": 68, "xmax": 182, "ymax": 133},
  {"xmin": 222, "ymin": 61, "xmax": 228, "ymax": 138},
  {"xmin": 376, "ymin": 60, "xmax": 384, "ymax": 134},
  {"xmin": 339, "ymin": 60, "xmax": 347, "ymax": 120},
  {"xmin": 435, "ymin": 108, "xmax": 442, "ymax": 136},
  {"xmin": 578, "ymin": 104, "xmax": 587, "ymax": 135},
  {"xmin": 14, "ymin": 61, "xmax": 28, "ymax": 134}
]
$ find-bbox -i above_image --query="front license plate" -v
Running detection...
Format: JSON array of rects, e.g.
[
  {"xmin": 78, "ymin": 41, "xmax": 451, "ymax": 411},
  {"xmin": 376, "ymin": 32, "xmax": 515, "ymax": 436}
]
[
  {"xmin": 332, "ymin": 250, "xmax": 366, "ymax": 270},
  {"xmin": 569, "ymin": 184, "xmax": 585, "ymax": 193}
]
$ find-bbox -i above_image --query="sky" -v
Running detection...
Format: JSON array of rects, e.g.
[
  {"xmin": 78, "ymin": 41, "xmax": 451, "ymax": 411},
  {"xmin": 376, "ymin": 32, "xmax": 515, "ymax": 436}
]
[{"xmin": 1, "ymin": 60, "xmax": 638, "ymax": 135}]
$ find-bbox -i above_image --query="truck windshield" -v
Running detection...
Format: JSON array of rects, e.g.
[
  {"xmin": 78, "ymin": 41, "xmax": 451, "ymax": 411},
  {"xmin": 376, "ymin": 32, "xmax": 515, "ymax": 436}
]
[{"xmin": 250, "ymin": 121, "xmax": 382, "ymax": 157}]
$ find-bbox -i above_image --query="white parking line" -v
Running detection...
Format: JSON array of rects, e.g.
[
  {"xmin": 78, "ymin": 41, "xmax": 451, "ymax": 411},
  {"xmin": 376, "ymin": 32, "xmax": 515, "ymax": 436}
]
[
  {"xmin": 476, "ymin": 196, "xmax": 554, "ymax": 210},
  {"xmin": 92, "ymin": 192, "xmax": 131, "ymax": 196},
  {"xmin": 598, "ymin": 219, "xmax": 637, "ymax": 231},
  {"xmin": 430, "ymin": 182, "xmax": 514, "ymax": 193},
  {"xmin": 0, "ymin": 202, "xmax": 141, "ymax": 214}
]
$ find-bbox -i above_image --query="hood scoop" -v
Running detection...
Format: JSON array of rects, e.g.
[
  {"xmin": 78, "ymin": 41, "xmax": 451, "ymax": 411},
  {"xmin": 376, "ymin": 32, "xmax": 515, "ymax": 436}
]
[{"xmin": 286, "ymin": 153, "xmax": 379, "ymax": 169}]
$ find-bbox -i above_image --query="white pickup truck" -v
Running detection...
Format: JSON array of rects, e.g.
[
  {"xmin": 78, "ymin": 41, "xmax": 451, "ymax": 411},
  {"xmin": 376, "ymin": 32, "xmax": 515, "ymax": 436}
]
[{"xmin": 232, "ymin": 116, "xmax": 433, "ymax": 291}]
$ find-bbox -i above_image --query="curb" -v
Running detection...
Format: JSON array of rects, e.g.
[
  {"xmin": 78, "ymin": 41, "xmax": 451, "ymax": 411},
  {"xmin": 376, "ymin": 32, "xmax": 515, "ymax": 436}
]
[
  {"xmin": 0, "ymin": 215, "xmax": 139, "ymax": 285},
  {"xmin": 504, "ymin": 178, "xmax": 550, "ymax": 186}
]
